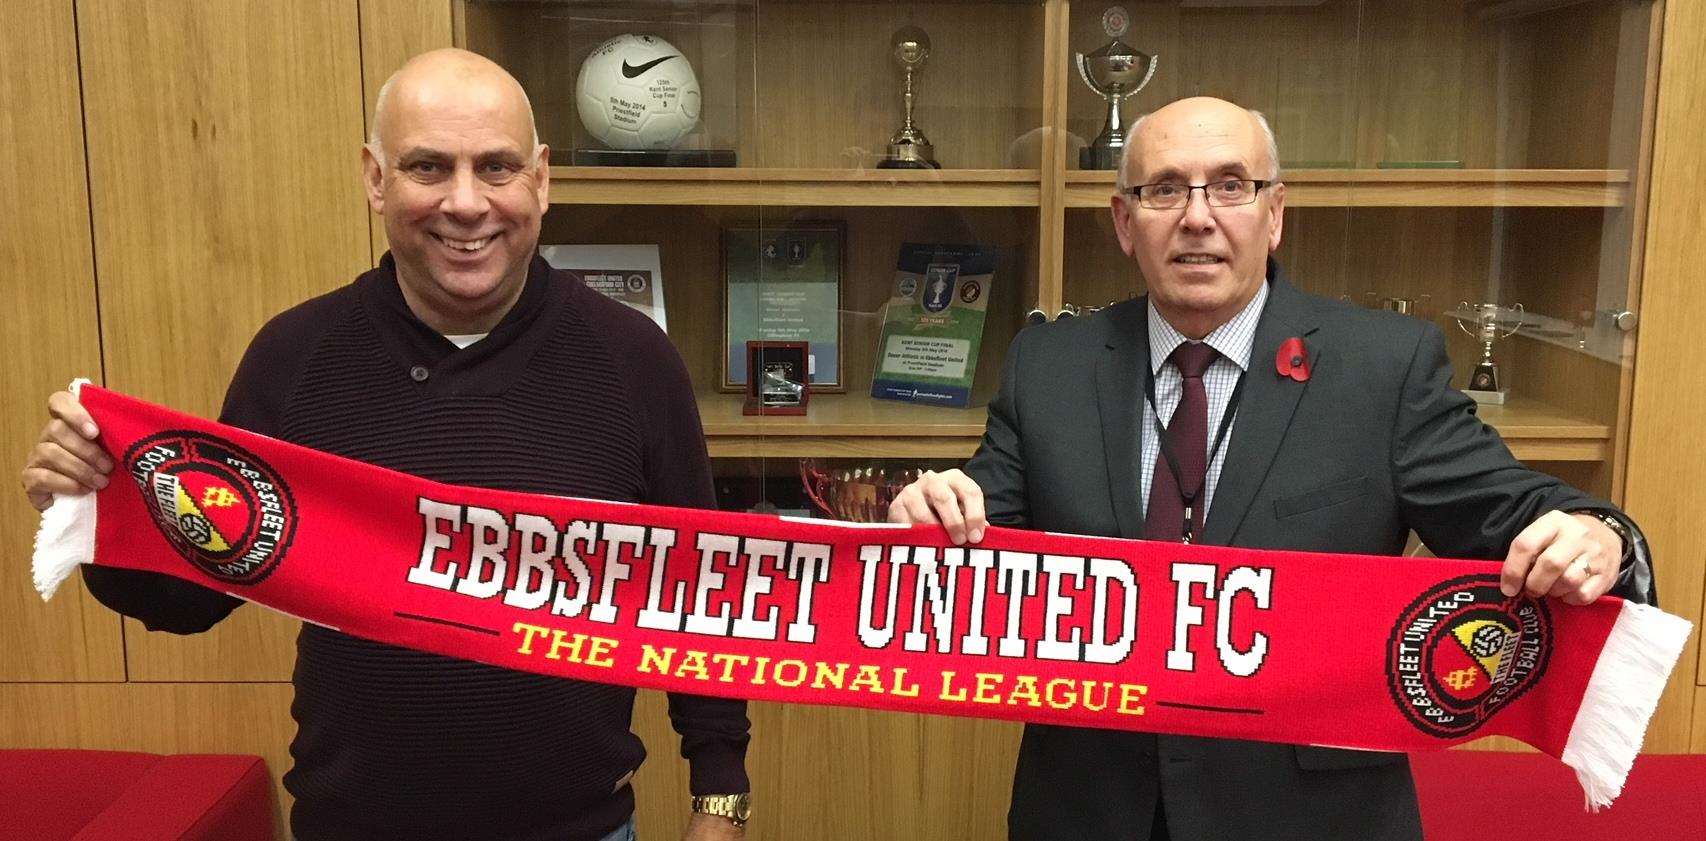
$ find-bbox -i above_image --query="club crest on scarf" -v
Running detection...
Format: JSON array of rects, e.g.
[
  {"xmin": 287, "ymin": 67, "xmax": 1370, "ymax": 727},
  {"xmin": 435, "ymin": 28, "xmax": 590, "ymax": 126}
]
[
  {"xmin": 1385, "ymin": 574, "xmax": 1551, "ymax": 737},
  {"xmin": 125, "ymin": 431, "xmax": 298, "ymax": 585}
]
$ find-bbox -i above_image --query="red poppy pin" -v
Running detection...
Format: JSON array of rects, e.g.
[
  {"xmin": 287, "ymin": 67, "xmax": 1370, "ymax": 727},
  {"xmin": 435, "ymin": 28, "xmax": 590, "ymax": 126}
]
[{"xmin": 1275, "ymin": 337, "xmax": 1310, "ymax": 382}]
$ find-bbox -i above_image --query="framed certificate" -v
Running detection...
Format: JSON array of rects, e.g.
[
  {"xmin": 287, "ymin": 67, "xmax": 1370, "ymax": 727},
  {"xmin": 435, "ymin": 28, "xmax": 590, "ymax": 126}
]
[
  {"xmin": 539, "ymin": 244, "xmax": 667, "ymax": 331},
  {"xmin": 720, "ymin": 222, "xmax": 845, "ymax": 392}
]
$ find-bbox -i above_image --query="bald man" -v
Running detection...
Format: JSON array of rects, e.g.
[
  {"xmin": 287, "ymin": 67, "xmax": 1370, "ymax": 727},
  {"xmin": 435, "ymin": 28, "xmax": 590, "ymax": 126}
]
[
  {"xmin": 23, "ymin": 49, "xmax": 751, "ymax": 841},
  {"xmin": 888, "ymin": 96, "xmax": 1654, "ymax": 840}
]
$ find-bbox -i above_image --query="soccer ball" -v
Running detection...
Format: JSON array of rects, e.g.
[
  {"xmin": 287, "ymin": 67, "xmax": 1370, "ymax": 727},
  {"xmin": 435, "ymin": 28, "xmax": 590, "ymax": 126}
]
[{"xmin": 576, "ymin": 34, "xmax": 702, "ymax": 151}]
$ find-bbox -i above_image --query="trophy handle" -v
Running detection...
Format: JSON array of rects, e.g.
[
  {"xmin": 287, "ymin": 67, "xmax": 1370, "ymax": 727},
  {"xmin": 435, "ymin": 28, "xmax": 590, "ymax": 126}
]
[
  {"xmin": 798, "ymin": 460, "xmax": 838, "ymax": 518},
  {"xmin": 1075, "ymin": 53, "xmax": 1103, "ymax": 96},
  {"xmin": 1500, "ymin": 302, "xmax": 1525, "ymax": 339},
  {"xmin": 1133, "ymin": 54, "xmax": 1158, "ymax": 98},
  {"xmin": 1454, "ymin": 301, "xmax": 1476, "ymax": 337}
]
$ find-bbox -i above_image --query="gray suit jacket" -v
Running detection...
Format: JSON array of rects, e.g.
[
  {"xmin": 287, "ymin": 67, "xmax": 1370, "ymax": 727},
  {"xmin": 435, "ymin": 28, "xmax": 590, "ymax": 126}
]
[{"xmin": 967, "ymin": 270, "xmax": 1652, "ymax": 841}]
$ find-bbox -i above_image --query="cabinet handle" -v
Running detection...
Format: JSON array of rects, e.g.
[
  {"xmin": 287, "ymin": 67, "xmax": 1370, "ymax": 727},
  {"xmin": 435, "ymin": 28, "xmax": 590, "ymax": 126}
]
[{"xmin": 1602, "ymin": 310, "xmax": 1639, "ymax": 331}]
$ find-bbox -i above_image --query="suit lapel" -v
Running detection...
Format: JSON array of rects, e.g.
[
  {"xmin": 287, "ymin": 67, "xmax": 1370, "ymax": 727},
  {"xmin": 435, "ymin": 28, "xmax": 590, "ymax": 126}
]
[
  {"xmin": 1096, "ymin": 300, "xmax": 1149, "ymax": 540},
  {"xmin": 1203, "ymin": 273, "xmax": 1321, "ymax": 546}
]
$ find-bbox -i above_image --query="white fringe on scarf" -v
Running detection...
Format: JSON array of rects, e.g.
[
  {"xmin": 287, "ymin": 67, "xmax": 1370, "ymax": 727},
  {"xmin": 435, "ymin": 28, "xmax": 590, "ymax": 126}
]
[
  {"xmin": 31, "ymin": 379, "xmax": 97, "ymax": 601},
  {"xmin": 33, "ymin": 491, "xmax": 96, "ymax": 601},
  {"xmin": 1560, "ymin": 599, "xmax": 1693, "ymax": 810}
]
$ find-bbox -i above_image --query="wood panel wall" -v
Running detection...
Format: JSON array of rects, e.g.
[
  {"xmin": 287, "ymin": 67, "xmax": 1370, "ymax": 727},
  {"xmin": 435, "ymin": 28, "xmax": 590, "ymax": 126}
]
[
  {"xmin": 3, "ymin": 0, "xmax": 377, "ymax": 835},
  {"xmin": 0, "ymin": 0, "xmax": 117, "ymax": 685},
  {"xmin": 3, "ymin": 3, "xmax": 1702, "ymax": 841},
  {"xmin": 82, "ymin": 0, "xmax": 372, "ymax": 683},
  {"xmin": 1623, "ymin": 0, "xmax": 1706, "ymax": 751}
]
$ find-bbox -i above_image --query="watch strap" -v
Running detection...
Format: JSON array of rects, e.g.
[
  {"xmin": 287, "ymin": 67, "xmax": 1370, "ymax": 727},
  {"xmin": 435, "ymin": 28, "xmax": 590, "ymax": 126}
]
[
  {"xmin": 692, "ymin": 793, "xmax": 751, "ymax": 827},
  {"xmin": 1566, "ymin": 508, "xmax": 1634, "ymax": 566}
]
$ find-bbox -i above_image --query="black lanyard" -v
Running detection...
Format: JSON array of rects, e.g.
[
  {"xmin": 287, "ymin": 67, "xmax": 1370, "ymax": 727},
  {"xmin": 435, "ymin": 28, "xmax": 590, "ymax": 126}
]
[{"xmin": 1144, "ymin": 353, "xmax": 1246, "ymax": 543}]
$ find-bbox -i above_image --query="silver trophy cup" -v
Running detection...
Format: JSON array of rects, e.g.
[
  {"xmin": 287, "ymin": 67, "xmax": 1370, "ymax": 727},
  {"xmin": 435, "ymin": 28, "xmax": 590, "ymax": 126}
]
[
  {"xmin": 1077, "ymin": 7, "xmax": 1157, "ymax": 170},
  {"xmin": 1452, "ymin": 302, "xmax": 1525, "ymax": 404}
]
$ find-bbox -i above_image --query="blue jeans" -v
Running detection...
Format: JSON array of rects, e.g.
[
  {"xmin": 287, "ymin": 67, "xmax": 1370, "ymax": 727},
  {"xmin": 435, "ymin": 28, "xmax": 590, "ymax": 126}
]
[{"xmin": 597, "ymin": 817, "xmax": 637, "ymax": 841}]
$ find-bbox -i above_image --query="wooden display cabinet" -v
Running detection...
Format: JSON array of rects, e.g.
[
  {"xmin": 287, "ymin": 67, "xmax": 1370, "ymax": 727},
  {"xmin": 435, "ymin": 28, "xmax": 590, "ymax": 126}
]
[
  {"xmin": 461, "ymin": 0, "xmax": 1659, "ymax": 500},
  {"xmin": 467, "ymin": 0, "xmax": 1050, "ymax": 462},
  {"xmin": 455, "ymin": 6, "xmax": 1676, "ymax": 833}
]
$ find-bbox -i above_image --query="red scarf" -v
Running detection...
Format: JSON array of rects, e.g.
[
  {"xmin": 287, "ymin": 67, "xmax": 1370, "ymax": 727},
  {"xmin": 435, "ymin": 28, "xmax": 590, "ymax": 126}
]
[{"xmin": 34, "ymin": 384, "xmax": 1690, "ymax": 809}]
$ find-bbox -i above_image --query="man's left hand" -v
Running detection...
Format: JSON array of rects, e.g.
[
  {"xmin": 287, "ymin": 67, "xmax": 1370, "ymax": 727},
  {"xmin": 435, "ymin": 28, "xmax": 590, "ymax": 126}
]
[
  {"xmin": 1500, "ymin": 510, "xmax": 1623, "ymax": 605},
  {"xmin": 683, "ymin": 813, "xmax": 743, "ymax": 841}
]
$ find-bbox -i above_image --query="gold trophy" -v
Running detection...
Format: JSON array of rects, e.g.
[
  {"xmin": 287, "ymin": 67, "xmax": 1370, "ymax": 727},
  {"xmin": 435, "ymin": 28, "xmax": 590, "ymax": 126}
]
[
  {"xmin": 879, "ymin": 26, "xmax": 939, "ymax": 169},
  {"xmin": 800, "ymin": 461, "xmax": 920, "ymax": 522},
  {"xmin": 1452, "ymin": 302, "xmax": 1525, "ymax": 404}
]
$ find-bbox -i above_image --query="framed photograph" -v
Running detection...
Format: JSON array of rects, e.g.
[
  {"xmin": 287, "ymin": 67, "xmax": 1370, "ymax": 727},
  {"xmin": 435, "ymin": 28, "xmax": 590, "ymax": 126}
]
[
  {"xmin": 721, "ymin": 222, "xmax": 845, "ymax": 392},
  {"xmin": 743, "ymin": 341, "xmax": 809, "ymax": 416}
]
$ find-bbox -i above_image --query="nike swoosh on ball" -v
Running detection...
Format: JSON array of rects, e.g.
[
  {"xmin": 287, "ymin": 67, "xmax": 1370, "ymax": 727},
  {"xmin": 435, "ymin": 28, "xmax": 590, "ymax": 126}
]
[{"xmin": 621, "ymin": 56, "xmax": 676, "ymax": 78}]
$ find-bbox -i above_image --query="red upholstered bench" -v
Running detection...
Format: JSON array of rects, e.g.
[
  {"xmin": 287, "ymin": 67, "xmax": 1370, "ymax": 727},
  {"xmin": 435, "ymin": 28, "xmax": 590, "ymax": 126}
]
[
  {"xmin": 0, "ymin": 749, "xmax": 273, "ymax": 841},
  {"xmin": 1410, "ymin": 751, "xmax": 1706, "ymax": 840}
]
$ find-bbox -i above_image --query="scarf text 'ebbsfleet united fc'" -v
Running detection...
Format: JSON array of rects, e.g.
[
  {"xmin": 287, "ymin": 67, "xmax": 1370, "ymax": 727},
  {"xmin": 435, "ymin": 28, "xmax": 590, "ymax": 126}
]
[{"xmin": 33, "ymin": 384, "xmax": 1691, "ymax": 809}]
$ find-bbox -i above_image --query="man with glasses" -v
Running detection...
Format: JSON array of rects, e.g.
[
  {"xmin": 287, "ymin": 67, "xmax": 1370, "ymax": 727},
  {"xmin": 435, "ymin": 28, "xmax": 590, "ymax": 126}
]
[{"xmin": 888, "ymin": 96, "xmax": 1652, "ymax": 840}]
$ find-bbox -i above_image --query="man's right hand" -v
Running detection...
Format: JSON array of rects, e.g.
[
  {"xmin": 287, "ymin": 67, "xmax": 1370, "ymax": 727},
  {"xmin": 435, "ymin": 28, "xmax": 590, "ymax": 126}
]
[
  {"xmin": 20, "ymin": 390, "xmax": 112, "ymax": 512},
  {"xmin": 886, "ymin": 468, "xmax": 988, "ymax": 546}
]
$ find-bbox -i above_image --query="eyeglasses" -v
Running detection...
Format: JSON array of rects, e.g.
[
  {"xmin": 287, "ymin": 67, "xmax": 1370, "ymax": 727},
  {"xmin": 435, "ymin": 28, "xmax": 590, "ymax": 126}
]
[{"xmin": 1120, "ymin": 179, "xmax": 1272, "ymax": 210}]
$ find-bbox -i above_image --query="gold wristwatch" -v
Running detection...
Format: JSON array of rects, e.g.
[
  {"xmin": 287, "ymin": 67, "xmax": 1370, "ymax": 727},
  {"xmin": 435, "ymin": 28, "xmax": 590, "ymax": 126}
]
[{"xmin": 691, "ymin": 793, "xmax": 751, "ymax": 828}]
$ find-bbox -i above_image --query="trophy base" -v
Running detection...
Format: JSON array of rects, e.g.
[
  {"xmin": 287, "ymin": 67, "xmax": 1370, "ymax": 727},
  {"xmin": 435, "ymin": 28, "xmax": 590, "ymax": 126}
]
[
  {"xmin": 570, "ymin": 149, "xmax": 738, "ymax": 167},
  {"xmin": 880, "ymin": 141, "xmax": 938, "ymax": 170},
  {"xmin": 1464, "ymin": 388, "xmax": 1508, "ymax": 405},
  {"xmin": 743, "ymin": 403, "xmax": 808, "ymax": 416},
  {"xmin": 1080, "ymin": 145, "xmax": 1124, "ymax": 171},
  {"xmin": 876, "ymin": 159, "xmax": 941, "ymax": 170}
]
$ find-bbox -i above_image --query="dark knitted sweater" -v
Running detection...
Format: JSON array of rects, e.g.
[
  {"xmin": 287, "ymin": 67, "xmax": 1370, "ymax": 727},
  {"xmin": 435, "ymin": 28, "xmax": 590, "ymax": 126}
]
[{"xmin": 82, "ymin": 254, "xmax": 750, "ymax": 841}]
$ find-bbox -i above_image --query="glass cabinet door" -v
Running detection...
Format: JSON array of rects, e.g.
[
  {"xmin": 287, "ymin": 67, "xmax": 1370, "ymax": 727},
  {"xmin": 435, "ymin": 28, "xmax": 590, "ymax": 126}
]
[{"xmin": 1060, "ymin": 0, "xmax": 1656, "ymax": 496}]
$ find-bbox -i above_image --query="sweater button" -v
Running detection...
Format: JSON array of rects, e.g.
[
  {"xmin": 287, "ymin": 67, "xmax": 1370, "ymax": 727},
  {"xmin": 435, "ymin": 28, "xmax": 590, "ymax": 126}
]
[{"xmin": 409, "ymin": 365, "xmax": 429, "ymax": 382}]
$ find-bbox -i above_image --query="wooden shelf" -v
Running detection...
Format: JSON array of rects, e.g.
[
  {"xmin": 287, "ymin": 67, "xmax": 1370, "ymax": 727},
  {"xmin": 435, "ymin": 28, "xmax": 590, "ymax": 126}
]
[
  {"xmin": 1063, "ymin": 169, "xmax": 1630, "ymax": 209},
  {"xmin": 553, "ymin": 167, "xmax": 1627, "ymax": 209},
  {"xmin": 1474, "ymin": 395, "xmax": 1613, "ymax": 462},
  {"xmin": 550, "ymin": 167, "xmax": 1041, "ymax": 207},
  {"xmin": 698, "ymin": 392, "xmax": 1609, "ymax": 461},
  {"xmin": 699, "ymin": 392, "xmax": 986, "ymax": 459}
]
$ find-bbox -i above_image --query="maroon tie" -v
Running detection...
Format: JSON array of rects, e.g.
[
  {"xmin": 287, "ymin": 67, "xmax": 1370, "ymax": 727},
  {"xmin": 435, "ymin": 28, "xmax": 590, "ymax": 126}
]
[{"xmin": 1146, "ymin": 342, "xmax": 1220, "ymax": 542}]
